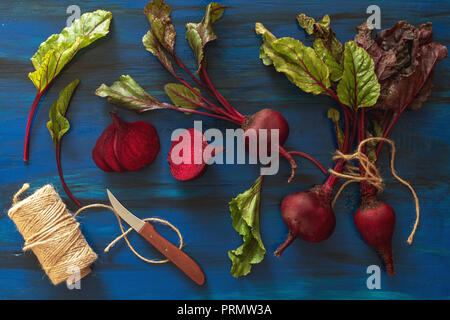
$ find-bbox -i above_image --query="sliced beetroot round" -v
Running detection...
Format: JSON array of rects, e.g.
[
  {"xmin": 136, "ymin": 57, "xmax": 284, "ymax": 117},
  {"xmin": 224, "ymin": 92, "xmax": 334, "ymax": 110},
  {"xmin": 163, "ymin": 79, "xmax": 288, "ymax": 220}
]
[
  {"xmin": 168, "ymin": 128, "xmax": 209, "ymax": 181},
  {"xmin": 111, "ymin": 113, "xmax": 160, "ymax": 171}
]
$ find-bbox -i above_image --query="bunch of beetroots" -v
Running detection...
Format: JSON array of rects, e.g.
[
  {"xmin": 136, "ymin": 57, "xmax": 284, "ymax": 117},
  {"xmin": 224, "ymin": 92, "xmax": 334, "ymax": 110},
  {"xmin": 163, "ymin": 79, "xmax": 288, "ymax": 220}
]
[
  {"xmin": 91, "ymin": 1, "xmax": 447, "ymax": 276},
  {"xmin": 257, "ymin": 14, "xmax": 446, "ymax": 275}
]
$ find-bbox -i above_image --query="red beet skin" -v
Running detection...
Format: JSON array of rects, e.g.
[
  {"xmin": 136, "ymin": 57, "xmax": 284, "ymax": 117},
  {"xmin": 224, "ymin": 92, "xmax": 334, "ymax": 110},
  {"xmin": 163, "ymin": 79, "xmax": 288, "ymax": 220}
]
[
  {"xmin": 92, "ymin": 113, "xmax": 159, "ymax": 172},
  {"xmin": 354, "ymin": 201, "xmax": 396, "ymax": 275},
  {"xmin": 242, "ymin": 108, "xmax": 289, "ymax": 155},
  {"xmin": 275, "ymin": 187, "xmax": 336, "ymax": 257},
  {"xmin": 168, "ymin": 128, "xmax": 209, "ymax": 181},
  {"xmin": 242, "ymin": 108, "xmax": 297, "ymax": 181}
]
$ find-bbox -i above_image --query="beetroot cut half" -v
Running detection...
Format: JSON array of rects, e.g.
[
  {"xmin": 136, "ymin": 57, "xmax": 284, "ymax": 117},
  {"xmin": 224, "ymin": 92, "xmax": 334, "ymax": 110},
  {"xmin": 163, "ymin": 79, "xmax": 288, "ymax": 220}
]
[
  {"xmin": 92, "ymin": 112, "xmax": 160, "ymax": 172},
  {"xmin": 168, "ymin": 128, "xmax": 209, "ymax": 181}
]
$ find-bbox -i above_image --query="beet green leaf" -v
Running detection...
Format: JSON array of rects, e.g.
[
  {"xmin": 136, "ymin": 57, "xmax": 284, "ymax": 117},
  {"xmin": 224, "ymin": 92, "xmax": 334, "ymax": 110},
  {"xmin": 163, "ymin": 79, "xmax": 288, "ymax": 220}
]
[{"xmin": 228, "ymin": 176, "xmax": 266, "ymax": 278}]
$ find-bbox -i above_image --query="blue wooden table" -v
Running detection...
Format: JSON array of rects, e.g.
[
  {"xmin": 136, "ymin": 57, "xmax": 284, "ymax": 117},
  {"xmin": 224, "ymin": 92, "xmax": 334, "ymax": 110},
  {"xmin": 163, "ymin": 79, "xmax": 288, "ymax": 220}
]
[{"xmin": 0, "ymin": 0, "xmax": 449, "ymax": 299}]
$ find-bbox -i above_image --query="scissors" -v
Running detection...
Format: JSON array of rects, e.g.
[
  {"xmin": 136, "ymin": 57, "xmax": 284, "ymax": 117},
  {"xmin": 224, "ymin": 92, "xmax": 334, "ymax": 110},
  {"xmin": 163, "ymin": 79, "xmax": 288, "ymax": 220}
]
[{"xmin": 107, "ymin": 189, "xmax": 206, "ymax": 286}]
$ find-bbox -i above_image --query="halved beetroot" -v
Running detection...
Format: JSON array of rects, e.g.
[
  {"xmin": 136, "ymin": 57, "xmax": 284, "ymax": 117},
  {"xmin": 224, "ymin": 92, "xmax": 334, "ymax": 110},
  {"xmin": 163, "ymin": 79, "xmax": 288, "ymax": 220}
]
[
  {"xmin": 92, "ymin": 113, "xmax": 159, "ymax": 172},
  {"xmin": 92, "ymin": 123, "xmax": 114, "ymax": 172},
  {"xmin": 168, "ymin": 128, "xmax": 209, "ymax": 181},
  {"xmin": 112, "ymin": 113, "xmax": 160, "ymax": 171}
]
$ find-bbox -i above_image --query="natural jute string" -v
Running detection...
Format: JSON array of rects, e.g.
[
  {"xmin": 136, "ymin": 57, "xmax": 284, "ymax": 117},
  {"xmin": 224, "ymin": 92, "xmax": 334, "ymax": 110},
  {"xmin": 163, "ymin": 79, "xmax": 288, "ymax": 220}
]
[
  {"xmin": 329, "ymin": 137, "xmax": 420, "ymax": 245},
  {"xmin": 73, "ymin": 204, "xmax": 183, "ymax": 264},
  {"xmin": 8, "ymin": 184, "xmax": 183, "ymax": 285}
]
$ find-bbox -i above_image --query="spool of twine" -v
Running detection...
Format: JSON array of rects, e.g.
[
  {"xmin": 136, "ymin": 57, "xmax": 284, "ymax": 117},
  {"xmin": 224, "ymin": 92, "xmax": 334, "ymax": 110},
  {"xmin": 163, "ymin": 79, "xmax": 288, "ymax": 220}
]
[
  {"xmin": 8, "ymin": 184, "xmax": 184, "ymax": 285},
  {"xmin": 8, "ymin": 184, "xmax": 97, "ymax": 285}
]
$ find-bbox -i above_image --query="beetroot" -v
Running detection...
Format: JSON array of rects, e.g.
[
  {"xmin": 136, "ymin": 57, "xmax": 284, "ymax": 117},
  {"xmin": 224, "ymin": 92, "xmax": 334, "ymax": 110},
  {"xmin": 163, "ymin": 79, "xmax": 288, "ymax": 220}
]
[
  {"xmin": 92, "ymin": 112, "xmax": 159, "ymax": 172},
  {"xmin": 275, "ymin": 186, "xmax": 336, "ymax": 257},
  {"xmin": 168, "ymin": 128, "xmax": 209, "ymax": 181},
  {"xmin": 242, "ymin": 108, "xmax": 289, "ymax": 151},
  {"xmin": 354, "ymin": 194, "xmax": 396, "ymax": 275},
  {"xmin": 242, "ymin": 108, "xmax": 297, "ymax": 181}
]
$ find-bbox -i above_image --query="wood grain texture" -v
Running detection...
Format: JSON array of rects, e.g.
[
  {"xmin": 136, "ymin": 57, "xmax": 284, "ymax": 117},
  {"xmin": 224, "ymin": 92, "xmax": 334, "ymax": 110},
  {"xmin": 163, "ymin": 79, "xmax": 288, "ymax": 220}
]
[{"xmin": 0, "ymin": 0, "xmax": 449, "ymax": 299}]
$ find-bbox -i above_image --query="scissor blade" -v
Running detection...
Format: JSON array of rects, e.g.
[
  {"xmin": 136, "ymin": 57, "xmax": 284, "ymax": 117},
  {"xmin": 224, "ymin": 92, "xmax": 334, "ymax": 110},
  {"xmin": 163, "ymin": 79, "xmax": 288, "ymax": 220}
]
[{"xmin": 107, "ymin": 189, "xmax": 146, "ymax": 232}]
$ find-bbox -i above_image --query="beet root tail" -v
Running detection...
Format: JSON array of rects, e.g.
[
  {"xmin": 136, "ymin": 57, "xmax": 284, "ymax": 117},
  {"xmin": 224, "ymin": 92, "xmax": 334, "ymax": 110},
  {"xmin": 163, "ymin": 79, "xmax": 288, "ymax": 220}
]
[
  {"xmin": 279, "ymin": 146, "xmax": 297, "ymax": 183},
  {"xmin": 379, "ymin": 247, "xmax": 395, "ymax": 275},
  {"xmin": 274, "ymin": 232, "xmax": 295, "ymax": 257}
]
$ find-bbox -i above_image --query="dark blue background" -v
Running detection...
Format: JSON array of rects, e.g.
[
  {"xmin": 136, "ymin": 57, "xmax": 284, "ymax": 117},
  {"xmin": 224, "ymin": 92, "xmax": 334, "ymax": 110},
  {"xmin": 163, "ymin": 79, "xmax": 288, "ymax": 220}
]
[{"xmin": 0, "ymin": 0, "xmax": 449, "ymax": 299}]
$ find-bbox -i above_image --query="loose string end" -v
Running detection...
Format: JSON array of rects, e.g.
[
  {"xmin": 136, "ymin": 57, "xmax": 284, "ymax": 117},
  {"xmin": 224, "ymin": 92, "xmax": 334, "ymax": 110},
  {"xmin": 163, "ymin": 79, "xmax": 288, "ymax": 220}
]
[
  {"xmin": 330, "ymin": 137, "xmax": 421, "ymax": 244},
  {"xmin": 13, "ymin": 183, "xmax": 30, "ymax": 204}
]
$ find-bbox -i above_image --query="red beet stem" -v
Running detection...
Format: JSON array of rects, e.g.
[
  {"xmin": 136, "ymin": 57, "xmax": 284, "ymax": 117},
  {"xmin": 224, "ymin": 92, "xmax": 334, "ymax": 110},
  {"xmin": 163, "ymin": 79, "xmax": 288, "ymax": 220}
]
[
  {"xmin": 110, "ymin": 112, "xmax": 127, "ymax": 129},
  {"xmin": 348, "ymin": 110, "xmax": 359, "ymax": 154},
  {"xmin": 161, "ymin": 53, "xmax": 241, "ymax": 123},
  {"xmin": 321, "ymin": 103, "xmax": 360, "ymax": 197},
  {"xmin": 172, "ymin": 53, "xmax": 215, "ymax": 96},
  {"xmin": 200, "ymin": 66, "xmax": 245, "ymax": 122},
  {"xmin": 23, "ymin": 89, "xmax": 46, "ymax": 162},
  {"xmin": 325, "ymin": 88, "xmax": 353, "ymax": 152},
  {"xmin": 279, "ymin": 146, "xmax": 297, "ymax": 183},
  {"xmin": 288, "ymin": 150, "xmax": 328, "ymax": 176},
  {"xmin": 375, "ymin": 110, "xmax": 400, "ymax": 160},
  {"xmin": 56, "ymin": 142, "xmax": 81, "ymax": 207},
  {"xmin": 322, "ymin": 159, "xmax": 345, "ymax": 195},
  {"xmin": 175, "ymin": 74, "xmax": 243, "ymax": 123},
  {"xmin": 358, "ymin": 109, "xmax": 373, "ymax": 196},
  {"xmin": 274, "ymin": 232, "xmax": 295, "ymax": 257},
  {"xmin": 164, "ymin": 104, "xmax": 242, "ymax": 125}
]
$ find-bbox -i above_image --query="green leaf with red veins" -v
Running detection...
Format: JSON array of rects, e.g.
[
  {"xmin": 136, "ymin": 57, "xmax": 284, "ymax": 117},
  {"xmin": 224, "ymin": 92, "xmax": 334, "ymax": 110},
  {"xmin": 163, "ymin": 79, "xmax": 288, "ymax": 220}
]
[
  {"xmin": 327, "ymin": 107, "xmax": 340, "ymax": 122},
  {"xmin": 314, "ymin": 38, "xmax": 343, "ymax": 82},
  {"xmin": 327, "ymin": 108, "xmax": 344, "ymax": 148},
  {"xmin": 297, "ymin": 13, "xmax": 344, "ymax": 80},
  {"xmin": 164, "ymin": 83, "xmax": 206, "ymax": 111},
  {"xmin": 255, "ymin": 22, "xmax": 277, "ymax": 66},
  {"xmin": 142, "ymin": 30, "xmax": 174, "ymax": 74},
  {"xmin": 47, "ymin": 79, "xmax": 80, "ymax": 147},
  {"xmin": 228, "ymin": 176, "xmax": 266, "ymax": 278},
  {"xmin": 29, "ymin": 10, "xmax": 112, "ymax": 92},
  {"xmin": 267, "ymin": 37, "xmax": 331, "ymax": 95},
  {"xmin": 297, "ymin": 13, "xmax": 330, "ymax": 35},
  {"xmin": 337, "ymin": 41, "xmax": 380, "ymax": 110},
  {"xmin": 96, "ymin": 75, "xmax": 173, "ymax": 113},
  {"xmin": 144, "ymin": 0, "xmax": 176, "ymax": 53},
  {"xmin": 185, "ymin": 2, "xmax": 226, "ymax": 74}
]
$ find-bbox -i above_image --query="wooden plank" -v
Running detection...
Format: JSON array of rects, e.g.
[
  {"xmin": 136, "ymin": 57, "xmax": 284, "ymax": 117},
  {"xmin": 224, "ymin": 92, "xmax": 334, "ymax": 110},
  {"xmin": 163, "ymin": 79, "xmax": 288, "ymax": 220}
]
[{"xmin": 0, "ymin": 0, "xmax": 449, "ymax": 299}]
